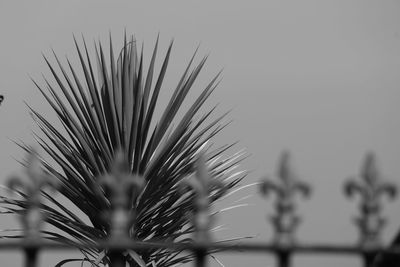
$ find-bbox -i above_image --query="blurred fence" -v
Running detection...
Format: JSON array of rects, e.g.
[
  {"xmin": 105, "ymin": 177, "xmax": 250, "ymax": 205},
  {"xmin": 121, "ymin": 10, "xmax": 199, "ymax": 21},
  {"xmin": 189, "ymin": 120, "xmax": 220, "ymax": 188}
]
[{"xmin": 1, "ymin": 149, "xmax": 400, "ymax": 267}]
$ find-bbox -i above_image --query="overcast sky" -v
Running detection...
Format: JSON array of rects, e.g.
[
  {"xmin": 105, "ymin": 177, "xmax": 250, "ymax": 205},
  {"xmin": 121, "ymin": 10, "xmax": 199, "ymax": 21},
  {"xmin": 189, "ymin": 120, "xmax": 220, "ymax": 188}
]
[{"xmin": 0, "ymin": 1, "xmax": 400, "ymax": 266}]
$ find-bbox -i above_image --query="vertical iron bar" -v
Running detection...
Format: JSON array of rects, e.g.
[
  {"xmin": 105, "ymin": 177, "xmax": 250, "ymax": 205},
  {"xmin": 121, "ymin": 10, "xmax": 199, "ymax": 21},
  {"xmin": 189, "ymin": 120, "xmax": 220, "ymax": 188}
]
[
  {"xmin": 7, "ymin": 151, "xmax": 58, "ymax": 267},
  {"xmin": 260, "ymin": 153, "xmax": 310, "ymax": 267},
  {"xmin": 181, "ymin": 154, "xmax": 223, "ymax": 267},
  {"xmin": 277, "ymin": 250, "xmax": 290, "ymax": 267},
  {"xmin": 363, "ymin": 253, "xmax": 375, "ymax": 267},
  {"xmin": 344, "ymin": 153, "xmax": 397, "ymax": 267},
  {"xmin": 195, "ymin": 249, "xmax": 206, "ymax": 267},
  {"xmin": 109, "ymin": 251, "xmax": 125, "ymax": 267},
  {"xmin": 25, "ymin": 247, "xmax": 38, "ymax": 267},
  {"xmin": 98, "ymin": 151, "xmax": 146, "ymax": 267}
]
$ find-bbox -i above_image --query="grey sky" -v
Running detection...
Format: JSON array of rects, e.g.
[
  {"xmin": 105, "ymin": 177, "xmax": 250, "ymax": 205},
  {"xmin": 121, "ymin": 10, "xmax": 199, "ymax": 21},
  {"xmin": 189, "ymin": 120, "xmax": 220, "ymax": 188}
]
[{"xmin": 0, "ymin": 1, "xmax": 400, "ymax": 266}]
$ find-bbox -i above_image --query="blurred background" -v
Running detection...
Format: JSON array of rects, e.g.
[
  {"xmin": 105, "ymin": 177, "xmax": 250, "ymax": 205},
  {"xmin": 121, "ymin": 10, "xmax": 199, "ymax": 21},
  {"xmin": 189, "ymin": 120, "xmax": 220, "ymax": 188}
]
[{"xmin": 0, "ymin": 1, "xmax": 399, "ymax": 266}]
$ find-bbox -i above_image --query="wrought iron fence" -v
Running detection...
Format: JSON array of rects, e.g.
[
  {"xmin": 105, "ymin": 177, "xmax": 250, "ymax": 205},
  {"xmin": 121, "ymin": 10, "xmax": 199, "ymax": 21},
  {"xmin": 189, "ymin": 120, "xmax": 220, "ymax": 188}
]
[{"xmin": 1, "ymin": 149, "xmax": 400, "ymax": 267}]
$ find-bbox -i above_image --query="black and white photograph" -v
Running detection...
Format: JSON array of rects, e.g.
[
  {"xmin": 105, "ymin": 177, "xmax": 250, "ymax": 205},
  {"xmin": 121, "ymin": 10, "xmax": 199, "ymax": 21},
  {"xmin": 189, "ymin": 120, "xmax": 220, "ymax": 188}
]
[{"xmin": 0, "ymin": 1, "xmax": 399, "ymax": 266}]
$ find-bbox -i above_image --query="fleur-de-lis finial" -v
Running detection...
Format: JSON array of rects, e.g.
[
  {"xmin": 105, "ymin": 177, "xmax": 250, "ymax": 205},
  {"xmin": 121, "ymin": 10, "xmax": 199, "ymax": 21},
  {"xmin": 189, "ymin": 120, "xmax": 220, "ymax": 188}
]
[
  {"xmin": 259, "ymin": 151, "xmax": 311, "ymax": 246},
  {"xmin": 180, "ymin": 153, "xmax": 225, "ymax": 243},
  {"xmin": 98, "ymin": 149, "xmax": 146, "ymax": 241},
  {"xmin": 344, "ymin": 152, "xmax": 397, "ymax": 247},
  {"xmin": 7, "ymin": 150, "xmax": 59, "ymax": 241}
]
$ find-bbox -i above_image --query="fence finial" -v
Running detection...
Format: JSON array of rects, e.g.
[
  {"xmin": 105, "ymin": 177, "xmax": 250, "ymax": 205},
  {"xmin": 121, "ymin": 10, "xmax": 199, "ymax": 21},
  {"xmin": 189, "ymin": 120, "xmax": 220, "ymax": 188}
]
[
  {"xmin": 7, "ymin": 149, "xmax": 59, "ymax": 267},
  {"xmin": 344, "ymin": 152, "xmax": 397, "ymax": 247},
  {"xmin": 180, "ymin": 152, "xmax": 225, "ymax": 243},
  {"xmin": 180, "ymin": 152, "xmax": 225, "ymax": 267},
  {"xmin": 7, "ymin": 149, "xmax": 58, "ymax": 241},
  {"xmin": 98, "ymin": 149, "xmax": 145, "ymax": 241},
  {"xmin": 259, "ymin": 151, "xmax": 311, "ymax": 246}
]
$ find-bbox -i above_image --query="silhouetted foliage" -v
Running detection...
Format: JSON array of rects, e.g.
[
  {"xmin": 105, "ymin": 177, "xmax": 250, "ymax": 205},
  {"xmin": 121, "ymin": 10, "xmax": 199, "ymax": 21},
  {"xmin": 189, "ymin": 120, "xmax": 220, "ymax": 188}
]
[{"xmin": 0, "ymin": 35, "xmax": 246, "ymax": 267}]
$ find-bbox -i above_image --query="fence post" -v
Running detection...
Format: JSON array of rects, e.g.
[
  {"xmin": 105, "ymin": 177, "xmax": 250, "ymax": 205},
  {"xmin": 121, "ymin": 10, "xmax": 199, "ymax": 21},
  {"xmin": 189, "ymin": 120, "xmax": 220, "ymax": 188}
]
[
  {"xmin": 7, "ymin": 150, "xmax": 59, "ymax": 267},
  {"xmin": 344, "ymin": 152, "xmax": 397, "ymax": 267},
  {"xmin": 180, "ymin": 152, "xmax": 225, "ymax": 267},
  {"xmin": 98, "ymin": 150, "xmax": 145, "ymax": 267},
  {"xmin": 276, "ymin": 249, "xmax": 290, "ymax": 267},
  {"xmin": 260, "ymin": 151, "xmax": 311, "ymax": 267}
]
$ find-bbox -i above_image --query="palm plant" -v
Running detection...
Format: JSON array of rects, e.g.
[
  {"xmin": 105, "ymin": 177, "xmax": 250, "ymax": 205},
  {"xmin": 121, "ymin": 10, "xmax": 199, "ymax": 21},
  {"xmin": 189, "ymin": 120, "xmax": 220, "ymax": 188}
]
[{"xmin": 0, "ymin": 34, "xmax": 246, "ymax": 266}]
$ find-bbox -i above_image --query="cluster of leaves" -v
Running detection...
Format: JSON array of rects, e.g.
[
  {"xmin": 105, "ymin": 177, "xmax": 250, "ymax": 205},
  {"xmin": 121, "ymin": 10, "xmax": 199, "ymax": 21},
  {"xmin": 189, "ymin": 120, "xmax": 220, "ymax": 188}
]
[{"xmin": 0, "ymin": 34, "xmax": 246, "ymax": 266}]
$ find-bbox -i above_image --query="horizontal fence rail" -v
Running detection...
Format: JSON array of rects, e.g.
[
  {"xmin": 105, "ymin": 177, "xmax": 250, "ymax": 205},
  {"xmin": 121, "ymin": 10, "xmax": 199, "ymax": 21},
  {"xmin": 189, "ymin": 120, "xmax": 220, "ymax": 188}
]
[{"xmin": 1, "ymin": 149, "xmax": 399, "ymax": 267}]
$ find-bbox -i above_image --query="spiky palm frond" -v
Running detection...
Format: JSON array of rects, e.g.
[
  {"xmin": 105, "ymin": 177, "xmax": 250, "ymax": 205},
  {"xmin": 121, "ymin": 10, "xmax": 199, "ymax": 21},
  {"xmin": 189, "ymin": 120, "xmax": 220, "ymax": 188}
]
[{"xmin": 0, "ymin": 34, "xmax": 246, "ymax": 266}]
